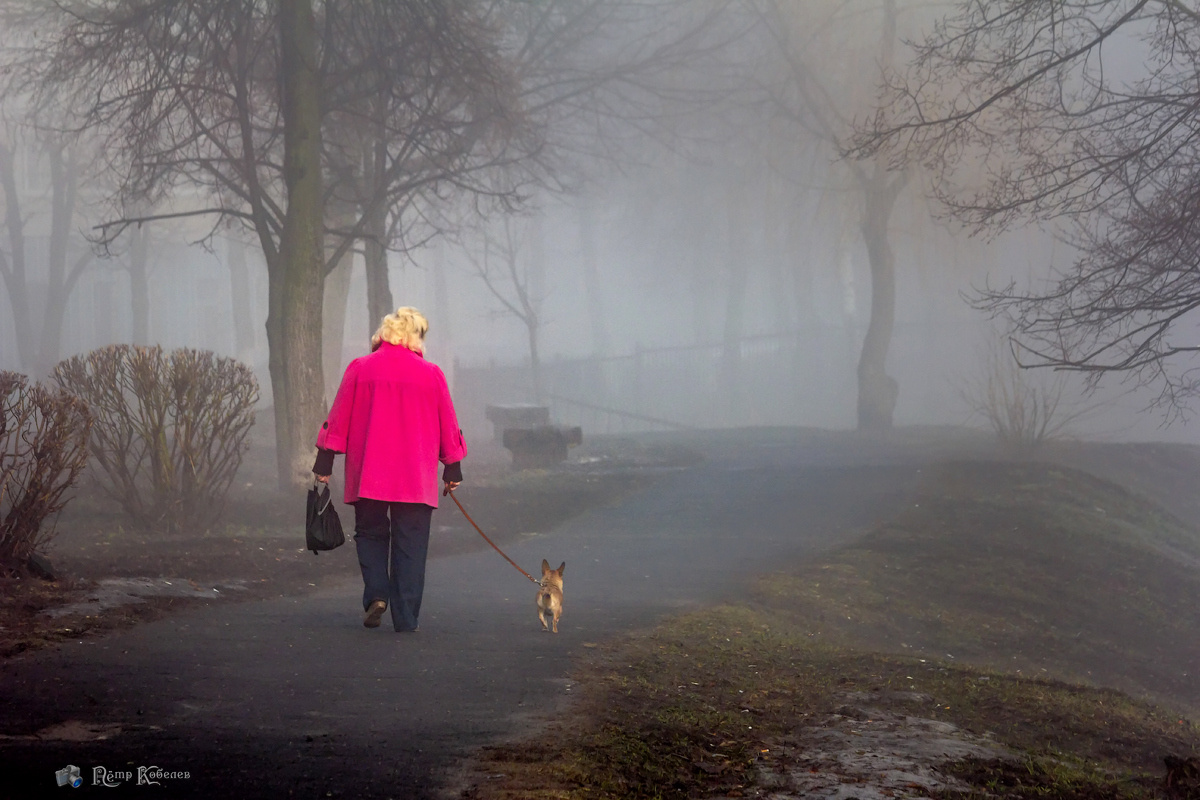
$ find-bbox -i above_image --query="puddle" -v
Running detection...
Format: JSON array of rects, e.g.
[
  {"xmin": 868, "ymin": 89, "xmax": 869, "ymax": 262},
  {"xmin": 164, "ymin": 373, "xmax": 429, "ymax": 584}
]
[
  {"xmin": 0, "ymin": 720, "xmax": 126, "ymax": 742},
  {"xmin": 45, "ymin": 578, "xmax": 248, "ymax": 619},
  {"xmin": 751, "ymin": 692, "xmax": 1013, "ymax": 800}
]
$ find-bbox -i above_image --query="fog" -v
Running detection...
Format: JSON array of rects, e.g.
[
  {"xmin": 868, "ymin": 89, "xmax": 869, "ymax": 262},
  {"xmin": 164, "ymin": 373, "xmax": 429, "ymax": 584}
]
[
  {"xmin": 4, "ymin": 6, "xmax": 1200, "ymax": 794},
  {"xmin": 0, "ymin": 0, "xmax": 1195, "ymax": 449}
]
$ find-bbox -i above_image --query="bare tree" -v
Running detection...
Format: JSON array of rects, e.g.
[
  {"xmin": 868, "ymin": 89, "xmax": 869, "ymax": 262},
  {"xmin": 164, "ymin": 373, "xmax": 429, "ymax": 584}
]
[
  {"xmin": 0, "ymin": 133, "xmax": 94, "ymax": 377},
  {"xmin": 126, "ymin": 222, "xmax": 150, "ymax": 345},
  {"xmin": 320, "ymin": 1, "xmax": 531, "ymax": 332},
  {"xmin": 453, "ymin": 0, "xmax": 758, "ymax": 384},
  {"xmin": 275, "ymin": 0, "xmax": 326, "ymax": 485},
  {"xmin": 854, "ymin": 0, "xmax": 1200, "ymax": 416},
  {"xmin": 750, "ymin": 0, "xmax": 911, "ymax": 431},
  {"xmin": 363, "ymin": 0, "xmax": 753, "ymax": 367},
  {"xmin": 8, "ymin": 0, "xmax": 527, "ymax": 486},
  {"xmin": 10, "ymin": 0, "xmax": 757, "ymax": 482},
  {"xmin": 226, "ymin": 233, "xmax": 257, "ymax": 359},
  {"xmin": 464, "ymin": 215, "xmax": 546, "ymax": 401}
]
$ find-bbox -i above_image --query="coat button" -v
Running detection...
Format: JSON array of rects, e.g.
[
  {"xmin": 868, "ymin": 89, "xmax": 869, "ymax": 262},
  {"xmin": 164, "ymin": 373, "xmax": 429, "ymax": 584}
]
[{"xmin": 322, "ymin": 422, "xmax": 328, "ymax": 428}]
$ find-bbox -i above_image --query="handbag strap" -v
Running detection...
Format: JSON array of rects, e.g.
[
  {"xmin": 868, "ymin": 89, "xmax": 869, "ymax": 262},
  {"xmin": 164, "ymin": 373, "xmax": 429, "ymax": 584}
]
[{"xmin": 313, "ymin": 478, "xmax": 334, "ymax": 515}]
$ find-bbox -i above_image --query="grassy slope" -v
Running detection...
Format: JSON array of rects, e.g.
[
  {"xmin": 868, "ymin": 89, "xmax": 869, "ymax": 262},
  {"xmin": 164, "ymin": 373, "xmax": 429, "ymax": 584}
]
[
  {"xmin": 754, "ymin": 461, "xmax": 1200, "ymax": 715},
  {"xmin": 464, "ymin": 458, "xmax": 1200, "ymax": 800}
]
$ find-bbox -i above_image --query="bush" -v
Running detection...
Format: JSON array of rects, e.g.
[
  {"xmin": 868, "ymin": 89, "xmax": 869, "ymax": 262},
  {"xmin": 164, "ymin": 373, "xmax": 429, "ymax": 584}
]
[
  {"xmin": 54, "ymin": 345, "xmax": 259, "ymax": 533},
  {"xmin": 958, "ymin": 332, "xmax": 1092, "ymax": 453},
  {"xmin": 0, "ymin": 372, "xmax": 92, "ymax": 575}
]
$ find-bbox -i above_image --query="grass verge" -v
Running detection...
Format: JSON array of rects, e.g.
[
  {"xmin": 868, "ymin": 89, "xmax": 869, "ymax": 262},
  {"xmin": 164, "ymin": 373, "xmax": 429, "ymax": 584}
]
[{"xmin": 461, "ymin": 460, "xmax": 1200, "ymax": 800}]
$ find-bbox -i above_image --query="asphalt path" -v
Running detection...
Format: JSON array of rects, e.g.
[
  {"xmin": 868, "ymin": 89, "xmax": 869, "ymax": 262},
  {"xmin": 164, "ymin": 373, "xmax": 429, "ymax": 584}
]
[{"xmin": 0, "ymin": 429, "xmax": 928, "ymax": 799}]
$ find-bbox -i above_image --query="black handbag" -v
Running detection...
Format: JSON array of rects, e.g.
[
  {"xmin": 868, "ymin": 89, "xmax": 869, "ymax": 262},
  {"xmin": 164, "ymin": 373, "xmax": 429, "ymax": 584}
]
[{"xmin": 306, "ymin": 480, "xmax": 346, "ymax": 554}]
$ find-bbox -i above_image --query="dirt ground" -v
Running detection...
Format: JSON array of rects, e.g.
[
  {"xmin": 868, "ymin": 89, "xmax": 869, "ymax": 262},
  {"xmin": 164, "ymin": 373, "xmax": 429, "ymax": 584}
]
[{"xmin": 0, "ymin": 424, "xmax": 694, "ymax": 660}]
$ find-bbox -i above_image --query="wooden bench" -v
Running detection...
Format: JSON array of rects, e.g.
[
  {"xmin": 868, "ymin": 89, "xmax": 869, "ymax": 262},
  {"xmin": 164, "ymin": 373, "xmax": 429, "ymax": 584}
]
[
  {"xmin": 501, "ymin": 424, "xmax": 583, "ymax": 469},
  {"xmin": 485, "ymin": 404, "xmax": 550, "ymax": 442}
]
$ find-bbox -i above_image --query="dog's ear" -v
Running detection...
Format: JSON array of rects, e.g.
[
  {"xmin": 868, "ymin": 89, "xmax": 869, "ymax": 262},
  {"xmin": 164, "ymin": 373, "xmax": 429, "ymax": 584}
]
[
  {"xmin": 541, "ymin": 559, "xmax": 550, "ymax": 574},
  {"xmin": 557, "ymin": 562, "xmax": 566, "ymax": 575}
]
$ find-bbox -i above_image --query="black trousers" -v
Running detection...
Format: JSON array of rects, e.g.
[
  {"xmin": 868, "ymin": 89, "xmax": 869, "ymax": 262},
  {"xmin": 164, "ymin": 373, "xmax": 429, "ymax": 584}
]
[{"xmin": 353, "ymin": 499, "xmax": 433, "ymax": 632}]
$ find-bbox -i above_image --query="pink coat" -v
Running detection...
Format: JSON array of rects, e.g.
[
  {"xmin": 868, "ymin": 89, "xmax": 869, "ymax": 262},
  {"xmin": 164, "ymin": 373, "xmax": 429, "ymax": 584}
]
[{"xmin": 316, "ymin": 342, "xmax": 467, "ymax": 507}]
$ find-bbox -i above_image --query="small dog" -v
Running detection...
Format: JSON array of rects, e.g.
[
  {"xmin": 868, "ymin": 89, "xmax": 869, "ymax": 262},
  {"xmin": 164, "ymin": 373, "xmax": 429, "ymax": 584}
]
[{"xmin": 537, "ymin": 559, "xmax": 566, "ymax": 633}]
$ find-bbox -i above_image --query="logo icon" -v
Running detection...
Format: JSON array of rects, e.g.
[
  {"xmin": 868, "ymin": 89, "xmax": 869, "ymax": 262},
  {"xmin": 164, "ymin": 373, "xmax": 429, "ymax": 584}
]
[{"xmin": 55, "ymin": 765, "xmax": 82, "ymax": 788}]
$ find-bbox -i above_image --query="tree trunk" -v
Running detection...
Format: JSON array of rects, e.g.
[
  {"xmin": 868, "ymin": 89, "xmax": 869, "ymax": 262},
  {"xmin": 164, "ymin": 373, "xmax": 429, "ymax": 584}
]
[
  {"xmin": 854, "ymin": 0, "xmax": 905, "ymax": 432},
  {"xmin": 273, "ymin": 0, "xmax": 326, "ymax": 489},
  {"xmin": 38, "ymin": 259, "xmax": 81, "ymax": 375},
  {"xmin": 720, "ymin": 179, "xmax": 748, "ymax": 424},
  {"xmin": 526, "ymin": 316, "xmax": 542, "ymax": 404},
  {"xmin": 227, "ymin": 235, "xmax": 256, "ymax": 359},
  {"xmin": 130, "ymin": 224, "xmax": 150, "ymax": 345},
  {"xmin": 431, "ymin": 240, "xmax": 454, "ymax": 378},
  {"xmin": 764, "ymin": 172, "xmax": 794, "ymax": 334},
  {"xmin": 0, "ymin": 143, "xmax": 36, "ymax": 372},
  {"xmin": 578, "ymin": 199, "xmax": 608, "ymax": 356},
  {"xmin": 855, "ymin": 164, "xmax": 906, "ymax": 431},
  {"xmin": 0, "ymin": 142, "xmax": 89, "ymax": 378},
  {"xmin": 526, "ymin": 217, "xmax": 545, "ymax": 402},
  {"xmin": 363, "ymin": 206, "xmax": 391, "ymax": 328},
  {"xmin": 37, "ymin": 144, "xmax": 85, "ymax": 377},
  {"xmin": 363, "ymin": 134, "xmax": 392, "ymax": 327},
  {"xmin": 322, "ymin": 202, "xmax": 356, "ymax": 404},
  {"xmin": 684, "ymin": 172, "xmax": 716, "ymax": 346}
]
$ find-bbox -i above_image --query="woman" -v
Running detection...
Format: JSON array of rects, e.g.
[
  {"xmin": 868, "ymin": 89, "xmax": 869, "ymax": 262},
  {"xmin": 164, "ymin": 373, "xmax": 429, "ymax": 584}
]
[{"xmin": 312, "ymin": 306, "xmax": 467, "ymax": 632}]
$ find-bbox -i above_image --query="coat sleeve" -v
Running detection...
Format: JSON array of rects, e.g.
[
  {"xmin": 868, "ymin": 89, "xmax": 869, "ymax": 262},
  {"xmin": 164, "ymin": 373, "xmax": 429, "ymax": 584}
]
[
  {"xmin": 316, "ymin": 360, "xmax": 358, "ymax": 453},
  {"xmin": 312, "ymin": 448, "xmax": 336, "ymax": 476},
  {"xmin": 435, "ymin": 368, "xmax": 468, "ymax": 465}
]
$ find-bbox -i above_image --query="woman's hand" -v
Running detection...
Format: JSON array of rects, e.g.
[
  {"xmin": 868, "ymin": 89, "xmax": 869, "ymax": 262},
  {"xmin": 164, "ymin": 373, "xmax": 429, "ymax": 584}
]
[
  {"xmin": 315, "ymin": 474, "xmax": 330, "ymax": 484},
  {"xmin": 443, "ymin": 480, "xmax": 460, "ymax": 495}
]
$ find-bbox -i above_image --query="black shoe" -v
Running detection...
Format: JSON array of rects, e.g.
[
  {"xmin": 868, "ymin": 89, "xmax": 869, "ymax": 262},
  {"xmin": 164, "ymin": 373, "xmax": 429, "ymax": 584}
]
[{"xmin": 363, "ymin": 600, "xmax": 387, "ymax": 628}]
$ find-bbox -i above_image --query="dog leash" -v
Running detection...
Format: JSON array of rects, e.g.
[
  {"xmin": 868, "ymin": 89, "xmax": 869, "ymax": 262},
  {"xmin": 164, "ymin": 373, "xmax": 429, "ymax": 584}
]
[{"xmin": 444, "ymin": 487, "xmax": 540, "ymax": 585}]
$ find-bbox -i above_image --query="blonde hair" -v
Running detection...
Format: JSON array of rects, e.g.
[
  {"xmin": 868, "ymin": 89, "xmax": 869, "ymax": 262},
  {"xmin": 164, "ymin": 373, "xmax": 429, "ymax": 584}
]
[{"xmin": 371, "ymin": 306, "xmax": 429, "ymax": 353}]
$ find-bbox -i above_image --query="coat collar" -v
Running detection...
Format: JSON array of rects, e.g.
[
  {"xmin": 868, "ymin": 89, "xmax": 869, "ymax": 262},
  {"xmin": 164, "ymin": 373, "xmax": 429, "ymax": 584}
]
[{"xmin": 376, "ymin": 341, "xmax": 426, "ymax": 359}]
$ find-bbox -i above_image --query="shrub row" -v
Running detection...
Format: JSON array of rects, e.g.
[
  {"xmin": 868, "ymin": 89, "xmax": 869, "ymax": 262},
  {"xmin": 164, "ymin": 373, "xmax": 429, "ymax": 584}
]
[{"xmin": 1, "ymin": 345, "xmax": 259, "ymax": 575}]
